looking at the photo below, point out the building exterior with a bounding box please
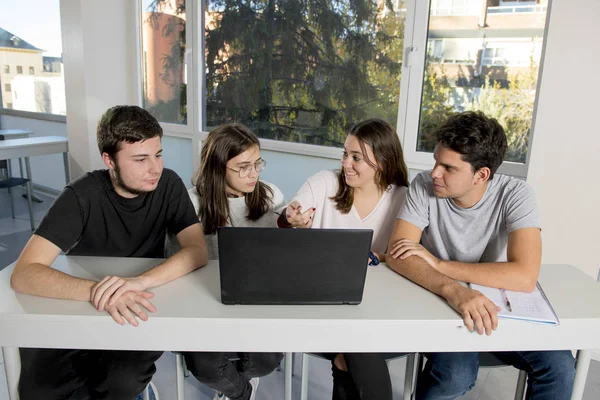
[0,27,44,109]
[0,27,65,114]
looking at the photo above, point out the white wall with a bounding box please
[60,0,139,179]
[526,0,600,278]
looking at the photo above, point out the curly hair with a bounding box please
[435,111,507,179]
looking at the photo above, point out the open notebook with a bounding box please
[470,282,559,325]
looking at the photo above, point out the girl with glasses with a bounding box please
[168,123,284,400]
[278,118,410,400]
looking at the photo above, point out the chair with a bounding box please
[174,352,294,400]
[0,135,35,230]
[416,352,527,400]
[300,352,419,400]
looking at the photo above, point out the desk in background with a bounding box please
[1,257,599,400]
[0,136,70,215]
[0,129,32,178]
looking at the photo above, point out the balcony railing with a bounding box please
[487,5,547,14]
[431,5,547,17]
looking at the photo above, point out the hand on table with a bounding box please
[91,275,149,311]
[446,286,500,336]
[104,291,156,326]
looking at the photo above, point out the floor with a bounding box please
[1,189,600,399]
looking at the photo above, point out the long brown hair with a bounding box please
[195,123,274,235]
[331,118,409,213]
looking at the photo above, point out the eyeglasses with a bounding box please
[227,159,267,178]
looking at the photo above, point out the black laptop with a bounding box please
[217,227,373,305]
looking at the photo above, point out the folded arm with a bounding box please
[390,226,541,292]
[11,234,95,301]
[387,220,499,335]
[94,222,208,310]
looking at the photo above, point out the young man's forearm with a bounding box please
[137,245,208,288]
[436,260,538,292]
[387,255,461,298]
[11,263,95,301]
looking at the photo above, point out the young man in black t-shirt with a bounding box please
[11,105,207,400]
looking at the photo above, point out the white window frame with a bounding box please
[398,0,552,178]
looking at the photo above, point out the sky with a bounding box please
[0,0,63,57]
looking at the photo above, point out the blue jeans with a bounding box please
[416,351,575,400]
[183,352,283,400]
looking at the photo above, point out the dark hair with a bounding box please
[195,123,274,235]
[435,111,507,179]
[331,118,409,213]
[97,105,163,158]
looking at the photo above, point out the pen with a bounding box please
[501,289,513,312]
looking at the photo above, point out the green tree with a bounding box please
[467,64,538,163]
[204,0,405,146]
[417,63,455,152]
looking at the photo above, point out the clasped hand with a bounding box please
[91,275,156,326]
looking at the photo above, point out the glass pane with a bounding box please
[417,0,549,163]
[141,0,187,125]
[204,0,407,147]
[0,0,66,115]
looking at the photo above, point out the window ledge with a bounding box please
[195,131,342,160]
[0,108,66,123]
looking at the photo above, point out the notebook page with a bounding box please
[470,283,558,325]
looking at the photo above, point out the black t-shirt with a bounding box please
[35,168,199,258]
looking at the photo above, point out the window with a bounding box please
[401,0,550,175]
[0,1,66,115]
[140,0,189,126]
[137,0,548,176]
[203,0,407,147]
[4,84,11,93]
[3,65,9,74]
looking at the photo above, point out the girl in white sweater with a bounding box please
[279,118,410,400]
[181,123,284,400]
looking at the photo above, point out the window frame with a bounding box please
[133,0,551,177]
[397,0,553,178]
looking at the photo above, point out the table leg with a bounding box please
[284,352,293,400]
[2,347,20,400]
[18,158,24,179]
[22,157,42,203]
[571,349,591,400]
[25,177,35,231]
[63,152,70,185]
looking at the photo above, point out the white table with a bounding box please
[0,136,70,206]
[1,257,599,400]
[0,129,33,140]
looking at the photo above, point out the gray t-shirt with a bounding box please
[398,171,540,263]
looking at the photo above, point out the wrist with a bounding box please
[438,280,460,299]
[277,212,292,228]
[136,275,153,291]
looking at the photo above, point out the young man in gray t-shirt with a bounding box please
[387,111,575,399]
